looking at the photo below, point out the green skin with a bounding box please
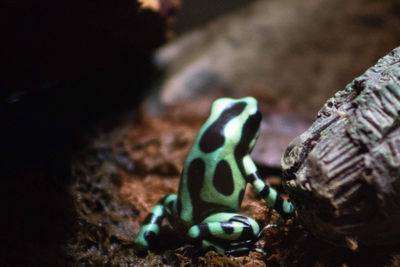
[134,97,295,254]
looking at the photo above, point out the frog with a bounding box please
[134,97,295,255]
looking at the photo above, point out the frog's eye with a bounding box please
[248,129,260,152]
[235,111,262,155]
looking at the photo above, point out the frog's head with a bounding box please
[198,97,261,155]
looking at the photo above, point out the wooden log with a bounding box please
[282,47,400,248]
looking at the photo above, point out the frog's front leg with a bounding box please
[243,155,295,220]
[187,212,260,255]
[134,194,177,252]
[248,171,294,220]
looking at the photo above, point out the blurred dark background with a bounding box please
[173,0,253,34]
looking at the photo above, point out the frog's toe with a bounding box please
[134,239,148,252]
[203,240,256,256]
[188,225,201,239]
[134,230,156,252]
[133,240,148,252]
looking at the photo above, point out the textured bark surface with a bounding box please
[282,47,400,248]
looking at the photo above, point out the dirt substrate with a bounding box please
[66,97,400,266]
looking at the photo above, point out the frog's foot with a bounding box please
[200,240,259,255]
[257,223,278,239]
[187,212,260,255]
[134,194,177,252]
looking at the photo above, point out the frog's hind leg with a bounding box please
[188,212,260,255]
[134,194,177,252]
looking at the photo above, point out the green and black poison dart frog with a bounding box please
[134,97,295,255]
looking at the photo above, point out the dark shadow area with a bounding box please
[0,57,157,266]
[0,0,168,265]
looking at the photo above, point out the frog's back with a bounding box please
[176,97,261,226]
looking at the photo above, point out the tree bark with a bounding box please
[283,47,400,248]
